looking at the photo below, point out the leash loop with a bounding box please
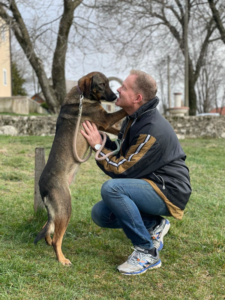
[73,92,122,163]
[73,94,92,163]
[95,133,122,161]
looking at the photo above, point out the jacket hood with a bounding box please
[129,96,159,119]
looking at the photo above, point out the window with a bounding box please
[3,69,7,85]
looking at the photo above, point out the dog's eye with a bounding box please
[100,83,105,87]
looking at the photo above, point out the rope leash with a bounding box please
[73,93,122,163]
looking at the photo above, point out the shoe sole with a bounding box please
[118,260,162,276]
[157,220,170,251]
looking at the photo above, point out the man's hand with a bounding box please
[80,121,103,149]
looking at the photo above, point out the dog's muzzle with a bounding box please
[106,92,117,102]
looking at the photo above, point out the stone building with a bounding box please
[0,18,11,97]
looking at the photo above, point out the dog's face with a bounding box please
[78,72,117,102]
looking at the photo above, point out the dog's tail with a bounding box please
[34,196,55,245]
[34,219,54,244]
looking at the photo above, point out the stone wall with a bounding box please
[0,114,225,138]
[0,96,48,115]
[0,115,56,136]
[165,115,225,139]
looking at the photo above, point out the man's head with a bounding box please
[129,70,157,102]
[116,70,157,115]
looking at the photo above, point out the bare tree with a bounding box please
[0,0,88,112]
[93,0,223,115]
[196,43,225,113]
[208,0,225,44]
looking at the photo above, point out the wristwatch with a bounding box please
[94,144,102,151]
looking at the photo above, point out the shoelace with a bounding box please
[127,248,150,266]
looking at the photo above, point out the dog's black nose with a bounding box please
[110,92,117,102]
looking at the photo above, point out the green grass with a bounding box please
[0,136,224,299]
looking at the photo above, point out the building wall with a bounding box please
[0,19,11,97]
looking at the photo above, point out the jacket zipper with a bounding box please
[153,173,166,190]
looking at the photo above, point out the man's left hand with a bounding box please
[80,121,103,149]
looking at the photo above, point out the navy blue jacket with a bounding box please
[96,97,191,219]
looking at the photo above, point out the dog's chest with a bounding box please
[67,164,80,186]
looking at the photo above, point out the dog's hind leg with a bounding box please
[42,222,53,246]
[50,188,72,266]
[52,218,72,265]
[45,234,52,246]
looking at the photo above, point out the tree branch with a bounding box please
[208,0,225,43]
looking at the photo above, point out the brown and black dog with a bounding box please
[34,72,127,265]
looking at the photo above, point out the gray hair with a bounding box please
[130,70,157,102]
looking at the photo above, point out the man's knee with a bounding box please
[101,179,120,199]
[91,202,102,227]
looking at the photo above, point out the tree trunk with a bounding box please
[188,78,197,115]
[188,60,198,116]
[52,0,82,106]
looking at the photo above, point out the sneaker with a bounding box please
[117,246,161,275]
[148,218,170,251]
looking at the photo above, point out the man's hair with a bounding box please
[130,70,157,102]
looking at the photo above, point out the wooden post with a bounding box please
[34,147,46,212]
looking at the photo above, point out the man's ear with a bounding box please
[134,94,143,104]
[78,76,92,98]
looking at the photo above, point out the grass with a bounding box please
[0,136,224,300]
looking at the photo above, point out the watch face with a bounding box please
[95,144,101,151]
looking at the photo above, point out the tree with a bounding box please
[196,45,225,114]
[0,0,84,112]
[208,0,225,44]
[11,61,27,95]
[95,0,224,115]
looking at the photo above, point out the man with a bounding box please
[81,70,191,275]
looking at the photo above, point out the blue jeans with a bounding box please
[91,179,171,250]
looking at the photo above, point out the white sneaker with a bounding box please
[117,246,161,275]
[148,218,170,251]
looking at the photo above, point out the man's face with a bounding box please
[116,75,138,109]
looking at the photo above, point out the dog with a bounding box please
[34,72,127,265]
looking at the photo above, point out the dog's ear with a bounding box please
[78,76,92,98]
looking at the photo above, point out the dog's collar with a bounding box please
[77,85,83,95]
[82,99,97,104]
[77,85,99,104]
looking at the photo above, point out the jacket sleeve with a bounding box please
[96,133,163,179]
[104,135,118,151]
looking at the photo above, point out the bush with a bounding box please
[41,102,49,109]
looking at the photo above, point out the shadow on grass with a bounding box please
[6,209,49,244]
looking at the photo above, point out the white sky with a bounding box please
[9,0,225,110]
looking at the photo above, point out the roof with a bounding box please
[210,107,225,115]
[31,93,45,103]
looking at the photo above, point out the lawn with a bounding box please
[0,136,224,300]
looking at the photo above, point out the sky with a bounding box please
[9,0,225,112]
